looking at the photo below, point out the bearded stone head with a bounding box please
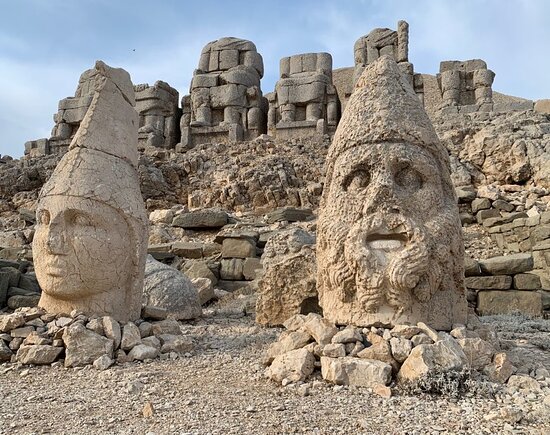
[317,56,467,330]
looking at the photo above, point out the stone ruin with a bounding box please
[24,20,547,160]
[25,67,97,157]
[353,21,424,104]
[135,81,180,149]
[178,37,267,150]
[33,61,149,323]
[437,59,495,113]
[266,52,339,139]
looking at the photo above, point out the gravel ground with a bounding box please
[1,313,549,435]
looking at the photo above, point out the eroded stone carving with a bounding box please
[266,52,339,138]
[437,59,495,113]
[135,81,180,149]
[33,61,148,322]
[353,21,423,102]
[317,56,467,330]
[178,37,267,150]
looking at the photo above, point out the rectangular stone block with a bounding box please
[191,74,218,89]
[208,50,219,71]
[478,253,533,275]
[60,106,89,124]
[220,258,244,280]
[243,258,262,280]
[465,276,512,290]
[477,291,542,317]
[221,238,256,259]
[210,84,246,108]
[170,242,203,259]
[513,273,541,290]
[289,55,302,75]
[219,49,239,70]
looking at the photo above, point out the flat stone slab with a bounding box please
[265,207,313,224]
[477,290,542,316]
[172,209,228,229]
[465,276,512,290]
[478,253,533,275]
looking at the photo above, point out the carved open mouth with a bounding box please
[365,232,408,251]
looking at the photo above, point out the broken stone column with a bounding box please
[317,56,467,330]
[437,59,495,113]
[177,37,267,151]
[135,81,180,149]
[266,52,339,139]
[32,61,148,323]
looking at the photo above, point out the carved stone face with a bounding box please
[34,195,132,301]
[317,142,464,327]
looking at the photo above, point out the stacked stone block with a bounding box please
[266,52,339,139]
[178,37,268,151]
[135,81,180,149]
[465,254,543,317]
[352,21,424,103]
[0,259,41,310]
[437,59,495,113]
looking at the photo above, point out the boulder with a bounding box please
[158,334,194,354]
[483,352,515,383]
[0,340,13,362]
[303,313,338,345]
[256,228,318,326]
[63,323,114,367]
[143,255,202,320]
[398,338,468,383]
[266,348,316,383]
[0,313,26,332]
[321,357,392,387]
[191,278,215,305]
[457,338,495,369]
[16,344,63,365]
[102,316,121,349]
[264,330,312,364]
[128,344,159,361]
[121,322,141,351]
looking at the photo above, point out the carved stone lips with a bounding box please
[44,258,67,277]
[365,226,408,251]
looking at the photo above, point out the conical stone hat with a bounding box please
[326,55,450,181]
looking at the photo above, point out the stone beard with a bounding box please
[317,141,465,328]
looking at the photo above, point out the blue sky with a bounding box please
[1,0,549,157]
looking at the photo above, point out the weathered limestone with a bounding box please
[179,37,267,150]
[135,81,180,149]
[33,61,148,323]
[437,59,495,112]
[266,52,339,138]
[256,228,319,326]
[317,56,467,330]
[352,21,423,104]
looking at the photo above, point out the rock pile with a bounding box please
[0,259,41,310]
[0,307,194,368]
[264,313,518,392]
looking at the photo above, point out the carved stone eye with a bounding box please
[344,168,371,192]
[72,212,93,227]
[395,165,423,190]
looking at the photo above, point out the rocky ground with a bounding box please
[1,307,549,435]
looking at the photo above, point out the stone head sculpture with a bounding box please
[33,61,148,322]
[317,56,467,330]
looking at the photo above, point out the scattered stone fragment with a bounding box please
[398,338,468,383]
[321,357,392,387]
[93,354,114,371]
[266,348,316,383]
[121,323,141,351]
[129,344,159,361]
[303,314,338,345]
[389,337,413,363]
[63,323,114,368]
